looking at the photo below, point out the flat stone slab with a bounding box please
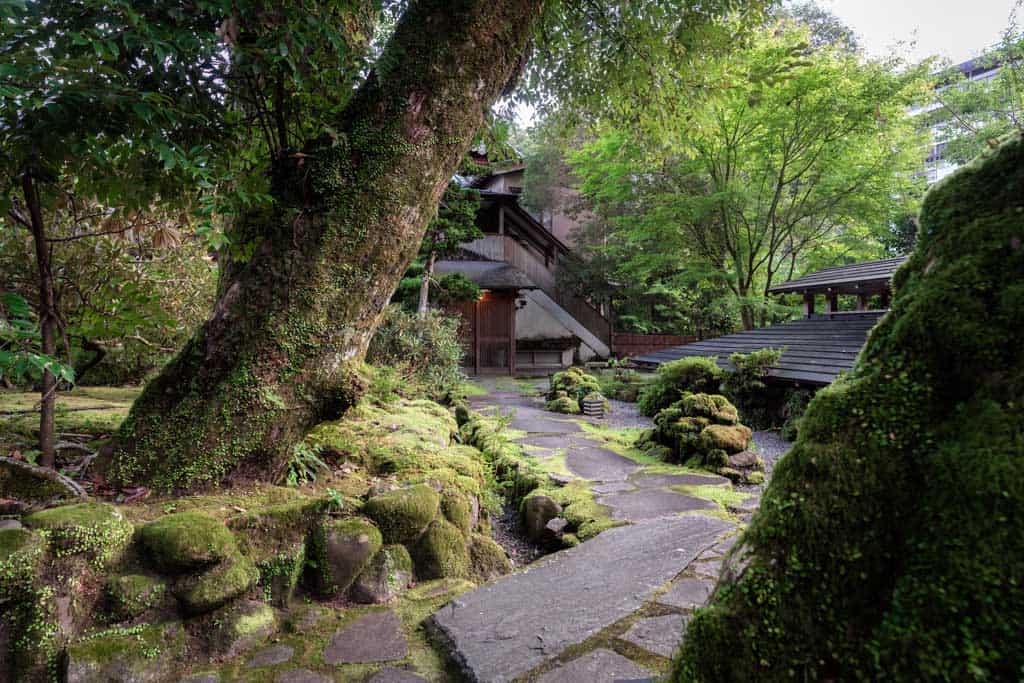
[566,446,640,482]
[657,578,714,610]
[619,614,689,659]
[728,494,761,515]
[591,481,636,495]
[537,649,652,683]
[598,489,717,521]
[277,670,332,683]
[324,610,407,665]
[511,411,583,435]
[690,557,722,579]
[630,472,730,488]
[712,534,739,556]
[247,645,294,668]
[367,667,430,682]
[428,514,730,682]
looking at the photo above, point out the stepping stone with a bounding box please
[657,578,714,609]
[324,610,408,665]
[368,667,430,682]
[630,472,730,488]
[515,435,576,449]
[565,446,639,482]
[690,558,722,579]
[428,514,731,682]
[619,614,689,659]
[247,644,294,668]
[728,494,761,515]
[277,670,332,683]
[712,535,739,556]
[511,412,582,435]
[599,489,716,521]
[591,481,636,495]
[537,649,652,683]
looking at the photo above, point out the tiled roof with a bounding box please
[769,257,907,295]
[631,312,885,385]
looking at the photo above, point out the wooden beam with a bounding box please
[857,293,870,311]
[509,292,517,376]
[803,292,815,317]
[825,290,839,314]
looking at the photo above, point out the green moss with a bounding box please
[440,487,473,535]
[23,502,133,568]
[310,516,383,597]
[361,484,440,544]
[547,367,602,403]
[66,622,185,680]
[675,133,1024,680]
[698,423,752,454]
[104,574,166,622]
[638,356,724,417]
[139,511,238,573]
[528,482,621,541]
[468,533,510,582]
[351,544,414,603]
[545,395,581,414]
[208,599,277,658]
[413,519,469,580]
[0,457,83,505]
[172,552,259,615]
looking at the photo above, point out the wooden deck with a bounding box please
[631,312,886,385]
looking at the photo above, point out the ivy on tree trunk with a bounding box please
[106,0,544,492]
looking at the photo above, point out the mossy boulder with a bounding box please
[229,498,323,606]
[361,483,440,544]
[679,393,738,425]
[350,544,414,604]
[208,599,277,658]
[521,493,563,543]
[638,356,724,416]
[140,512,238,573]
[545,395,581,414]
[674,135,1024,680]
[0,456,85,511]
[413,519,470,580]
[440,487,474,535]
[23,501,132,566]
[65,621,186,683]
[698,423,752,454]
[468,534,510,582]
[547,367,602,403]
[104,574,167,622]
[311,516,382,597]
[172,553,259,615]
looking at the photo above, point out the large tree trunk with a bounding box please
[22,173,57,469]
[106,0,543,492]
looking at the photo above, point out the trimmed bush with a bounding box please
[674,134,1024,680]
[721,348,783,429]
[638,357,723,417]
[547,366,602,403]
[648,393,751,468]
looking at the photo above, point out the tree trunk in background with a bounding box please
[417,251,436,318]
[107,0,544,492]
[22,173,57,469]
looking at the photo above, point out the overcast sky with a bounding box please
[823,0,1019,63]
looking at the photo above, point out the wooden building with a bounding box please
[435,190,612,375]
[632,257,907,386]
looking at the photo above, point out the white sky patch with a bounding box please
[822,0,1018,63]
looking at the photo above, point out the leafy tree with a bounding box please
[416,182,482,317]
[925,9,1024,167]
[569,21,928,330]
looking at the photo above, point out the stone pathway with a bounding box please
[430,383,750,681]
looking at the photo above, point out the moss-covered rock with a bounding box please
[311,516,382,597]
[229,498,323,606]
[530,482,619,542]
[544,395,581,414]
[0,456,85,511]
[172,552,259,615]
[468,534,510,582]
[698,423,752,454]
[521,493,562,543]
[0,527,45,599]
[547,367,602,403]
[104,574,167,622]
[679,393,738,425]
[440,487,474,535]
[361,483,440,544]
[140,512,238,573]
[65,621,186,683]
[638,356,724,416]
[674,134,1024,680]
[23,501,132,567]
[208,598,277,658]
[413,519,469,580]
[350,544,414,604]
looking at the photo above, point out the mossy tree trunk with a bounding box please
[108,0,544,492]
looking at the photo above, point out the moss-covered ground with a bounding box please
[1,386,141,453]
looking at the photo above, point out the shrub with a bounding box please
[367,305,463,399]
[646,392,751,469]
[721,348,783,429]
[780,388,814,441]
[545,394,581,414]
[547,366,601,402]
[637,357,723,416]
